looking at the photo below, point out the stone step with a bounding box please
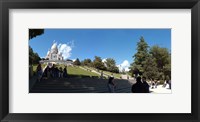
[30,77,133,93]
[31,86,131,93]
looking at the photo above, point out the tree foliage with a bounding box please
[150,46,171,79]
[105,58,119,73]
[82,58,92,67]
[150,46,170,69]
[142,55,159,80]
[163,54,171,79]
[29,46,41,65]
[130,36,149,76]
[73,58,81,66]
[29,29,44,40]
[29,29,44,65]
[129,37,171,80]
[93,56,106,70]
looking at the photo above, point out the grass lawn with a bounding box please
[67,66,100,77]
[33,64,100,77]
[32,64,46,73]
[100,70,122,79]
[83,66,122,79]
[31,63,124,78]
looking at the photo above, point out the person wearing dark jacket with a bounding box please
[142,77,150,93]
[107,75,116,93]
[63,66,67,78]
[132,76,145,93]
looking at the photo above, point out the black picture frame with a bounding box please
[0,0,199,122]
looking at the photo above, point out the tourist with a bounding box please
[162,80,167,87]
[101,71,103,79]
[36,63,43,82]
[156,80,160,88]
[43,66,50,79]
[42,67,47,78]
[168,80,171,89]
[49,66,53,78]
[107,75,116,93]
[155,80,158,88]
[55,67,59,78]
[151,79,155,89]
[142,77,150,93]
[63,66,67,78]
[51,64,55,78]
[59,67,63,78]
[46,66,51,79]
[131,76,145,93]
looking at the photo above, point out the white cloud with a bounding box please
[102,58,107,63]
[117,60,130,72]
[58,44,72,59]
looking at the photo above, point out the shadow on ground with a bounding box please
[29,76,132,93]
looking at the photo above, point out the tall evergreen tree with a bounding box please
[130,36,149,76]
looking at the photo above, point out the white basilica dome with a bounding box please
[51,43,58,54]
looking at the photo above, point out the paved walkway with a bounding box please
[150,85,172,93]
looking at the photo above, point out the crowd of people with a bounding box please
[36,63,68,82]
[131,76,150,93]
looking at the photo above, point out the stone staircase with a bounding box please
[30,77,133,93]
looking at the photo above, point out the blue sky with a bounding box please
[29,29,171,69]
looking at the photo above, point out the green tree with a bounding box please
[73,58,81,66]
[29,46,34,65]
[143,55,159,80]
[150,46,170,69]
[29,29,44,40]
[29,46,41,65]
[29,29,44,66]
[129,36,149,76]
[129,37,171,81]
[163,54,171,80]
[82,58,92,67]
[105,58,119,73]
[112,67,119,73]
[93,56,106,70]
[150,46,171,80]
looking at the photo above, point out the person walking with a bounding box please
[59,67,63,78]
[107,75,116,93]
[36,63,43,82]
[63,66,68,78]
